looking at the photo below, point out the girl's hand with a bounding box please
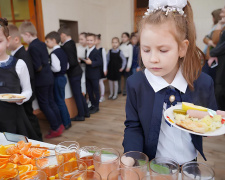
[208,57,218,67]
[85,58,92,65]
[104,71,107,76]
[119,68,123,72]
[7,99,23,103]
[208,40,216,47]
[126,68,130,72]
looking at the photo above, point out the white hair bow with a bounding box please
[144,0,187,17]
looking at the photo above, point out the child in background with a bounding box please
[45,31,71,130]
[77,32,88,95]
[58,27,89,121]
[84,33,102,114]
[0,18,39,140]
[95,34,107,102]
[119,32,133,96]
[8,24,42,141]
[130,33,140,74]
[19,21,64,139]
[107,37,126,100]
[123,0,217,165]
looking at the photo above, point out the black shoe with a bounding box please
[65,123,72,130]
[122,92,127,96]
[71,116,85,121]
[85,112,90,118]
[88,106,94,111]
[89,107,99,114]
[118,90,122,94]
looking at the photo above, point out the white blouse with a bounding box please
[119,42,133,69]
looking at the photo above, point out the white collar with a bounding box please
[62,38,72,46]
[144,67,187,93]
[87,46,95,52]
[53,45,60,51]
[11,45,23,56]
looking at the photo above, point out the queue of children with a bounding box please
[0,16,140,140]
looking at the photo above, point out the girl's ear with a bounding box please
[179,39,189,58]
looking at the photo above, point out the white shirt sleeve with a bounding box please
[16,59,32,104]
[102,48,107,72]
[126,44,133,69]
[51,53,61,72]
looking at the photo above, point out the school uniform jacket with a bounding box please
[123,71,217,161]
[85,48,103,80]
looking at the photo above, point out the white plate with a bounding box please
[164,104,225,136]
[0,93,25,102]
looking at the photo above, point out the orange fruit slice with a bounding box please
[5,162,18,169]
[9,154,19,164]
[19,154,31,165]
[18,164,32,175]
[0,158,8,169]
[0,168,18,179]
[17,141,25,149]
[0,144,15,157]
[87,165,95,170]
[20,170,38,180]
[31,148,43,158]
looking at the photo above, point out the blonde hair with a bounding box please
[139,1,203,90]
[8,24,20,38]
[19,21,37,36]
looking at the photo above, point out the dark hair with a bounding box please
[58,26,71,36]
[112,37,120,43]
[45,31,61,44]
[96,34,101,40]
[139,1,203,90]
[0,18,9,37]
[86,33,96,38]
[212,9,222,25]
[80,32,87,38]
[122,32,130,38]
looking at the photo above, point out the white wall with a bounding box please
[190,0,224,50]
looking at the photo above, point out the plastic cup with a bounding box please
[70,170,102,180]
[107,168,140,180]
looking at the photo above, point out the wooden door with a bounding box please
[134,0,148,32]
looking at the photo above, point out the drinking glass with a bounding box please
[181,162,215,180]
[57,159,87,180]
[93,148,120,180]
[36,155,64,178]
[149,157,179,180]
[70,170,102,180]
[120,151,149,179]
[55,141,80,162]
[107,168,140,180]
[19,170,47,180]
[141,175,169,180]
[77,146,100,170]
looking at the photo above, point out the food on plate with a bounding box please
[0,94,25,99]
[172,102,223,133]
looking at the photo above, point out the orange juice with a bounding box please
[61,151,77,162]
[80,155,94,168]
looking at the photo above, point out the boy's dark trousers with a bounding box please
[86,77,100,108]
[69,74,89,117]
[35,85,63,130]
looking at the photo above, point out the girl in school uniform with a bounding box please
[123,0,218,165]
[119,32,133,96]
[0,18,39,140]
[107,37,126,100]
[95,34,107,102]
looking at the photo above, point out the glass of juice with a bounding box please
[70,170,102,180]
[36,155,64,179]
[149,157,179,180]
[141,175,169,180]
[57,159,87,180]
[93,148,120,180]
[107,168,140,180]
[19,170,47,180]
[55,141,80,163]
[181,162,215,180]
[120,151,149,179]
[77,146,100,170]
[0,168,19,180]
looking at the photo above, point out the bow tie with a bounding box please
[164,87,182,109]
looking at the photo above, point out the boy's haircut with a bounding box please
[80,32,87,38]
[112,37,120,43]
[58,26,71,36]
[19,21,37,36]
[0,18,9,37]
[8,24,20,38]
[139,1,203,90]
[45,31,61,44]
[87,33,96,38]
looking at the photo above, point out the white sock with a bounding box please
[108,80,113,96]
[113,81,118,97]
[99,78,105,96]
